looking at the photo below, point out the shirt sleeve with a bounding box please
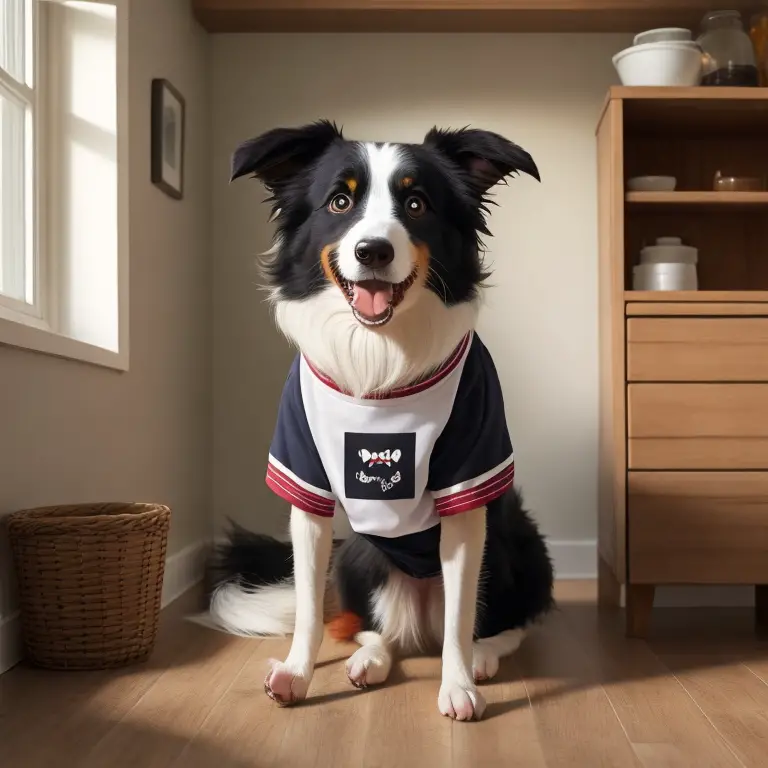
[427,337,514,517]
[265,358,336,517]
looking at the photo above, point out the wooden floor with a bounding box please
[3,582,768,768]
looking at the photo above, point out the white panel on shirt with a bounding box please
[299,343,472,539]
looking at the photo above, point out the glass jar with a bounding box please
[698,10,760,86]
[750,5,768,85]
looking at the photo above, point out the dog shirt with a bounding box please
[265,332,515,578]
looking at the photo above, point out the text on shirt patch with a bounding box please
[359,448,401,467]
[344,432,416,501]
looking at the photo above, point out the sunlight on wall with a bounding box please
[48,0,118,350]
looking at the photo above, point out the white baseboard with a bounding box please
[0,611,22,676]
[160,540,210,607]
[0,539,209,676]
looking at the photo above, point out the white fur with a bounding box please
[438,506,488,720]
[372,569,436,655]
[205,580,296,637]
[273,286,478,398]
[335,143,413,285]
[346,631,393,688]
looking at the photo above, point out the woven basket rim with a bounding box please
[7,502,170,526]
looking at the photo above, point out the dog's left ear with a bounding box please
[424,127,540,196]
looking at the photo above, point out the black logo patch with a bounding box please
[344,432,416,500]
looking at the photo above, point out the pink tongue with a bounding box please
[352,281,393,318]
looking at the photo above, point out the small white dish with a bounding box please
[628,176,677,192]
[640,237,698,265]
[613,41,703,86]
[633,27,693,46]
[633,262,698,291]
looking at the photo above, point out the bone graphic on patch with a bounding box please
[358,448,402,467]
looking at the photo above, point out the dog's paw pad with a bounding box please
[345,645,392,689]
[472,643,500,683]
[264,659,309,706]
[438,682,486,721]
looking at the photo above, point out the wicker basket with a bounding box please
[7,502,171,670]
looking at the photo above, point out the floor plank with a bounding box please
[78,625,257,767]
[562,603,745,768]
[662,654,768,768]
[5,582,768,768]
[516,610,642,768]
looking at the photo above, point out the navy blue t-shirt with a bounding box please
[265,333,514,577]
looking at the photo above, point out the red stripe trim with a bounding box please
[305,333,471,400]
[265,465,335,517]
[436,464,515,517]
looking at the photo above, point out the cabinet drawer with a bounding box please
[627,317,768,382]
[628,383,768,469]
[628,471,768,584]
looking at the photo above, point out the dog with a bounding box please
[206,121,555,721]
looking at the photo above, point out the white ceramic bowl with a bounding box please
[640,237,698,265]
[628,176,677,192]
[613,41,703,86]
[633,262,698,291]
[633,27,693,46]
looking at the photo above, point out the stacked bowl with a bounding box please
[632,237,698,291]
[613,28,704,86]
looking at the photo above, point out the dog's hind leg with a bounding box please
[346,631,393,688]
[472,629,526,682]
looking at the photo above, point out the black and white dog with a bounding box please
[207,121,554,721]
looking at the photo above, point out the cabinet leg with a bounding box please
[598,556,621,610]
[626,584,655,638]
[756,585,768,638]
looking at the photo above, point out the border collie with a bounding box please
[206,121,554,721]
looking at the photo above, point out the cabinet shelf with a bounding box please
[625,291,768,303]
[626,191,768,209]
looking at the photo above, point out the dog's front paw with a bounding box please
[438,681,486,721]
[264,659,312,706]
[345,642,392,689]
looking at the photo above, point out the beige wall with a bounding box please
[0,0,211,638]
[211,33,630,573]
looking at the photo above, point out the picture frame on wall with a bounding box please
[151,78,185,200]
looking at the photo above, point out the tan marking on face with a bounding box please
[401,177,414,188]
[346,178,358,194]
[414,242,430,286]
[320,244,340,286]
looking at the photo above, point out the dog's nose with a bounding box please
[354,238,394,269]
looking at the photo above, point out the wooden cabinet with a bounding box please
[597,87,768,637]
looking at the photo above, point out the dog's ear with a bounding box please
[423,127,539,196]
[230,120,343,186]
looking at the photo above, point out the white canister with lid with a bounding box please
[633,262,698,291]
[640,236,698,265]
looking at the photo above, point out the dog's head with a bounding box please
[232,121,538,325]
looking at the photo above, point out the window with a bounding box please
[0,0,35,311]
[0,0,127,369]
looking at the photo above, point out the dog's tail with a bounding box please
[198,522,355,638]
[198,523,299,636]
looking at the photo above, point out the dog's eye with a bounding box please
[329,193,353,214]
[405,195,427,219]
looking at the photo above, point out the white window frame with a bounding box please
[0,0,129,371]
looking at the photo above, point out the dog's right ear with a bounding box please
[230,120,343,187]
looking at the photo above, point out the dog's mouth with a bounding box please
[333,268,417,327]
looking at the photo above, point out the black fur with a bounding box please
[230,122,539,305]
[205,521,293,595]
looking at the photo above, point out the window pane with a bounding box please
[0,89,28,302]
[0,0,29,85]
